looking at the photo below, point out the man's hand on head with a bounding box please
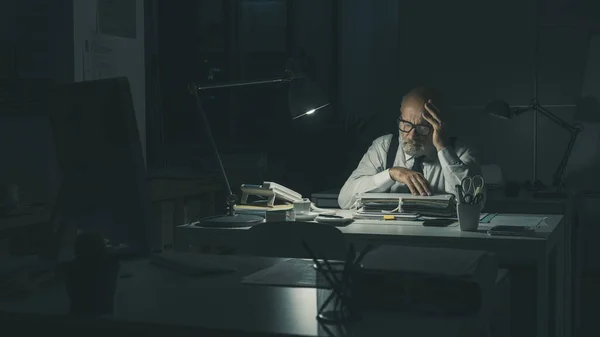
[422,99,447,152]
[389,167,432,196]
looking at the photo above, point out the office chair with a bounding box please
[240,221,347,260]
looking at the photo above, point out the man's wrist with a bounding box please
[388,167,396,181]
[437,146,461,166]
[374,169,396,188]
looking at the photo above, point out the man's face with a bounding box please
[399,98,433,156]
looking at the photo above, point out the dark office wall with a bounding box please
[0,0,71,204]
[570,34,600,272]
[339,0,596,186]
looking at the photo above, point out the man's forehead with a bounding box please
[400,103,424,117]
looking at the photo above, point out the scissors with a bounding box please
[460,175,485,204]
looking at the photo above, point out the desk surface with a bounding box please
[182,210,562,235]
[177,210,565,261]
[0,254,497,337]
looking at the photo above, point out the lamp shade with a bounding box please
[485,100,513,119]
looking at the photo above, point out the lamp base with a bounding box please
[198,213,264,228]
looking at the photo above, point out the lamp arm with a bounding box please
[551,127,582,190]
[190,89,237,215]
[529,102,583,191]
[190,72,300,91]
[187,71,303,215]
[532,103,579,133]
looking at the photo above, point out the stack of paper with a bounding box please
[353,211,419,221]
[358,193,456,217]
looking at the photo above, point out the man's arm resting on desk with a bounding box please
[338,139,397,209]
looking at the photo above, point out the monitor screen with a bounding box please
[48,77,153,254]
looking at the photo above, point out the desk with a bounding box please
[0,206,52,232]
[0,206,53,258]
[484,190,568,214]
[1,177,223,257]
[176,212,565,337]
[0,254,508,337]
[147,175,222,251]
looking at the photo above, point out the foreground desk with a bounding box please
[0,254,507,337]
[176,212,565,337]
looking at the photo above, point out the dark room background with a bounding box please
[145,0,600,197]
[1,0,599,222]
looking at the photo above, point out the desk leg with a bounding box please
[564,215,572,337]
[556,238,566,337]
[537,256,549,337]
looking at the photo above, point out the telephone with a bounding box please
[240,182,335,215]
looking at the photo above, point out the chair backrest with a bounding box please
[240,222,347,260]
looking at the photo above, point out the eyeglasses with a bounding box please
[397,118,432,136]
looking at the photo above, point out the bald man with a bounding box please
[338,87,482,209]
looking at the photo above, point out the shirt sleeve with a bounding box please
[437,145,486,209]
[338,139,396,209]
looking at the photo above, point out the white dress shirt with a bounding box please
[338,133,482,209]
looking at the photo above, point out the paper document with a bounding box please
[354,211,419,221]
[359,193,456,217]
[89,34,118,80]
[361,246,498,286]
[359,193,454,201]
[491,214,547,228]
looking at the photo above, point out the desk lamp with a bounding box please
[485,99,583,198]
[189,70,328,228]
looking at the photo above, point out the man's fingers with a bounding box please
[411,175,430,196]
[416,175,432,195]
[421,112,439,129]
[405,180,418,195]
[424,102,443,125]
[409,176,426,196]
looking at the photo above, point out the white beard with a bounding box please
[402,139,426,157]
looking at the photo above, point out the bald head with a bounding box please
[401,87,443,115]
[399,86,444,156]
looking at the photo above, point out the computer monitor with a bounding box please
[48,77,153,254]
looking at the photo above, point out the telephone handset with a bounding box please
[240,182,335,214]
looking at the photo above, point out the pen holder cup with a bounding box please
[457,203,481,231]
[314,261,362,324]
